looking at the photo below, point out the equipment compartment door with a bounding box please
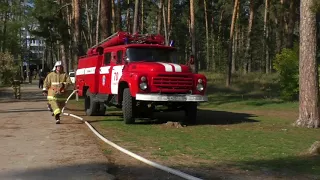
[111,65,124,94]
[99,52,112,94]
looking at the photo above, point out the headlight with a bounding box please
[196,84,204,91]
[139,82,148,90]
[198,79,203,83]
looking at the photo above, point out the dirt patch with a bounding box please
[163,121,186,128]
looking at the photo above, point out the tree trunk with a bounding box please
[162,4,168,45]
[96,0,101,44]
[244,0,254,74]
[217,10,224,69]
[264,0,270,74]
[204,0,209,71]
[285,0,297,48]
[141,0,144,33]
[133,0,139,34]
[190,0,197,73]
[72,0,82,66]
[210,1,215,71]
[157,0,164,34]
[167,0,172,42]
[59,43,68,73]
[226,0,239,86]
[232,7,240,74]
[276,0,285,53]
[65,4,73,71]
[85,0,92,46]
[111,0,116,33]
[116,0,122,31]
[100,0,112,39]
[126,0,131,33]
[295,0,320,128]
[1,1,8,53]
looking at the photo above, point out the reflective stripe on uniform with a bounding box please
[54,108,61,115]
[51,82,68,85]
[47,96,67,101]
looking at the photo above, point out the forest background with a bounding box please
[0,0,320,128]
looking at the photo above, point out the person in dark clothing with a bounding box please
[38,69,46,89]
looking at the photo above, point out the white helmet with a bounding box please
[52,61,63,71]
[54,61,62,67]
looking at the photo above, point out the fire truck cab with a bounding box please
[75,31,208,124]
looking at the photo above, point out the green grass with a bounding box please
[200,93,298,110]
[72,72,319,177]
[95,112,319,175]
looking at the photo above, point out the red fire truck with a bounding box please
[75,31,208,124]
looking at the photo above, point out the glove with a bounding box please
[59,84,65,93]
[42,90,48,96]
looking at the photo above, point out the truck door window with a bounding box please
[104,52,111,65]
[117,50,123,64]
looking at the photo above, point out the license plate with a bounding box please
[159,95,187,101]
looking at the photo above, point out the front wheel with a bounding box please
[184,102,198,124]
[122,88,135,124]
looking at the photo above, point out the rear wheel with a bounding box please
[85,91,103,116]
[122,88,135,124]
[184,102,197,124]
[97,102,106,116]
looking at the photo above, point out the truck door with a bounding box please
[99,52,112,94]
[110,50,124,95]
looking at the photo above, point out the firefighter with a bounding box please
[42,61,73,124]
[11,70,23,99]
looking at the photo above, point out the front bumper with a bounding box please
[135,93,208,102]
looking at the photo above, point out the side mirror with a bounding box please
[124,56,130,64]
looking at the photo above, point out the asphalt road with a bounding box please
[0,83,115,180]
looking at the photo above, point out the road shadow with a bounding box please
[0,108,48,114]
[0,88,47,103]
[0,162,113,180]
[0,161,225,180]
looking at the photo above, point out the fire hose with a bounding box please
[61,90,203,180]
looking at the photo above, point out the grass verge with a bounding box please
[67,73,319,178]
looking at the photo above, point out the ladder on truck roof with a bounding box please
[86,31,166,56]
[90,32,120,49]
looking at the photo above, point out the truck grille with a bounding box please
[152,74,193,92]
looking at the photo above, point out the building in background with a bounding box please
[20,26,47,81]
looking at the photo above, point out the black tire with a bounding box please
[184,102,198,124]
[85,91,99,116]
[122,88,135,124]
[97,102,106,116]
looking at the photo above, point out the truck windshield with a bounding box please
[126,48,176,63]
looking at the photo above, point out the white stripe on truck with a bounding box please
[157,62,173,72]
[100,66,111,74]
[75,63,183,75]
[85,67,96,74]
[169,63,182,72]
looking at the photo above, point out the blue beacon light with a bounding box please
[124,37,129,44]
[169,40,175,47]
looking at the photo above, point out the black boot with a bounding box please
[55,113,60,124]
